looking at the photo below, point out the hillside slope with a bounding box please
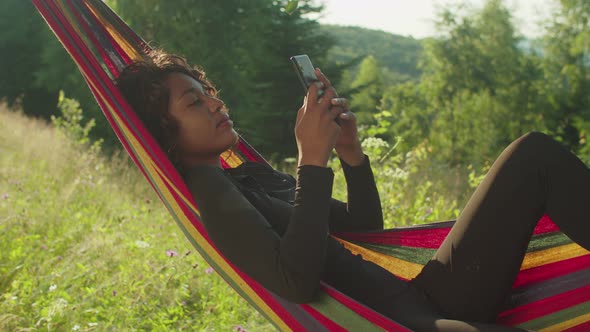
[321,24,424,79]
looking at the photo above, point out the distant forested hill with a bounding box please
[320,25,424,81]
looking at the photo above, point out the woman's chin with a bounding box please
[228,128,240,145]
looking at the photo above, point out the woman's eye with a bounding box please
[189,99,202,107]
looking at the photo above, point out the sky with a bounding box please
[316,0,556,39]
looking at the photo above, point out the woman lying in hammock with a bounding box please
[116,49,590,332]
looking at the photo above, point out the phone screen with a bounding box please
[290,55,319,93]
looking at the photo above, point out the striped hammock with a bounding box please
[32,1,590,330]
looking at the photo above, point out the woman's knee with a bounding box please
[494,131,558,168]
[510,131,557,156]
[517,131,553,146]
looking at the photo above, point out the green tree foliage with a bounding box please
[0,0,58,118]
[349,55,384,123]
[6,0,590,169]
[34,31,114,144]
[416,0,546,165]
[0,0,116,146]
[378,82,431,150]
[113,0,334,160]
[541,0,590,152]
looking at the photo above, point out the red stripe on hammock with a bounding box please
[300,304,347,332]
[321,285,412,331]
[512,253,590,289]
[496,283,590,326]
[220,158,230,169]
[237,139,268,164]
[337,215,557,249]
[336,222,452,249]
[533,214,561,234]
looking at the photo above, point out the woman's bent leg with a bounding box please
[411,131,590,323]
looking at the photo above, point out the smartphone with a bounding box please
[289,54,324,97]
[290,54,338,124]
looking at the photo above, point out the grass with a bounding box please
[0,103,468,331]
[0,106,272,331]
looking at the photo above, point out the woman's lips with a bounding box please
[217,119,233,128]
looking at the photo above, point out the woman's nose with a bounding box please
[206,96,225,113]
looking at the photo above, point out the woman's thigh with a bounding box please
[411,132,551,322]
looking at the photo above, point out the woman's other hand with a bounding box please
[295,76,345,168]
[316,69,365,166]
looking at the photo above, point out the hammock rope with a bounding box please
[32,1,590,331]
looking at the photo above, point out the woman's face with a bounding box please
[166,72,239,166]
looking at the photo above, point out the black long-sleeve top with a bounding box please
[184,155,408,306]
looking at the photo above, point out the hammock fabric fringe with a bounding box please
[32,1,590,331]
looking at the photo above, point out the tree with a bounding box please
[349,55,384,124]
[0,0,58,118]
[419,0,544,165]
[0,0,118,146]
[541,0,590,153]
[378,82,431,150]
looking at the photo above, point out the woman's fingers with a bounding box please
[330,97,348,108]
[305,81,324,108]
[329,105,347,121]
[330,98,353,120]
[339,110,356,123]
[319,86,338,107]
[315,68,334,91]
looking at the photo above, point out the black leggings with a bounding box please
[380,132,590,331]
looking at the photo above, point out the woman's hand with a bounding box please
[315,69,365,166]
[294,77,345,168]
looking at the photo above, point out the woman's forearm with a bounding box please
[329,154,384,232]
[336,140,365,167]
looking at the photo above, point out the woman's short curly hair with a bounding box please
[115,49,217,168]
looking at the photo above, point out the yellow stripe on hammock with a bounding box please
[86,3,146,62]
[521,243,590,270]
[85,77,291,332]
[334,237,424,280]
[336,235,590,281]
[539,311,590,332]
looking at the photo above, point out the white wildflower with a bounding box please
[135,240,150,248]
